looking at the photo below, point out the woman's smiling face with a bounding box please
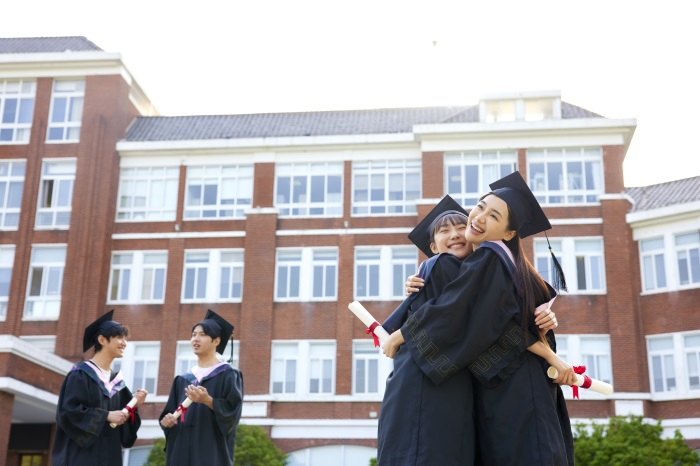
[466,194,517,246]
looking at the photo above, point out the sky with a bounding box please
[3,0,699,187]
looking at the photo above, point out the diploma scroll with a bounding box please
[348,301,391,346]
[109,396,138,428]
[172,397,193,420]
[547,366,613,396]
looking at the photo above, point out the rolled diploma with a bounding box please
[348,301,391,344]
[109,396,138,428]
[172,397,193,420]
[547,366,613,395]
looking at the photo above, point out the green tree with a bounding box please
[574,415,699,466]
[143,437,166,466]
[369,457,377,466]
[234,424,287,466]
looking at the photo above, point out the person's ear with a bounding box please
[213,336,221,349]
[97,334,109,346]
[429,242,439,254]
[503,229,517,241]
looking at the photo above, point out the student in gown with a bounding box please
[52,310,148,466]
[159,309,244,466]
[385,171,576,466]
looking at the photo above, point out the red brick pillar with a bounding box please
[0,391,15,466]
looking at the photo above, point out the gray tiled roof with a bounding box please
[626,176,700,211]
[124,102,602,142]
[0,36,102,54]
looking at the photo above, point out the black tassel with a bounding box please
[228,336,234,365]
[546,233,568,292]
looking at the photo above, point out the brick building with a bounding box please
[0,36,698,466]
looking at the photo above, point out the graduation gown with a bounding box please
[378,252,477,466]
[160,364,244,466]
[402,244,572,466]
[52,361,141,466]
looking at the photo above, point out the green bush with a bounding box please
[574,415,700,466]
[369,457,377,466]
[234,424,287,466]
[143,437,166,466]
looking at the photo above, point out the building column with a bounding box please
[0,391,15,466]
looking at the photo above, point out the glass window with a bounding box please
[524,98,554,121]
[352,160,420,215]
[574,239,606,292]
[35,160,76,229]
[534,238,605,294]
[640,237,667,291]
[535,240,563,286]
[181,249,244,302]
[685,334,700,391]
[528,148,604,205]
[648,336,676,393]
[175,341,199,376]
[108,251,167,304]
[276,248,338,301]
[183,251,209,301]
[24,246,66,320]
[355,249,381,299]
[354,246,417,301]
[184,165,253,219]
[0,80,35,143]
[116,166,179,221]
[444,151,516,208]
[275,163,342,217]
[312,250,337,299]
[46,80,84,142]
[112,342,160,395]
[308,342,335,394]
[0,160,25,229]
[580,337,612,384]
[675,232,700,287]
[353,341,380,394]
[271,342,298,394]
[484,100,516,123]
[276,250,302,300]
[0,246,14,321]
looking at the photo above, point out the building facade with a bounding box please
[0,36,698,466]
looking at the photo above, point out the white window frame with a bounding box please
[275,248,338,302]
[0,245,14,321]
[0,79,35,144]
[181,249,244,303]
[647,331,700,400]
[640,237,668,292]
[274,162,343,217]
[184,164,253,220]
[24,245,66,321]
[534,237,606,294]
[174,340,241,375]
[116,166,179,222]
[18,335,56,353]
[107,251,168,304]
[527,148,604,206]
[352,340,393,399]
[444,151,517,208]
[270,340,336,399]
[35,159,76,229]
[46,79,84,143]
[674,231,700,288]
[112,342,160,395]
[0,160,26,230]
[354,246,417,300]
[554,334,613,400]
[351,160,421,216]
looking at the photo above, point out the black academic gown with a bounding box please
[402,245,572,466]
[378,253,477,466]
[52,362,141,466]
[160,364,244,466]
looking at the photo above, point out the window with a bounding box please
[353,340,393,396]
[648,336,677,393]
[24,246,66,320]
[534,238,606,294]
[554,335,612,399]
[685,334,700,391]
[46,80,84,142]
[275,248,338,301]
[640,237,667,291]
[116,166,179,221]
[0,79,35,143]
[181,249,244,302]
[524,98,554,121]
[288,445,379,466]
[107,251,167,304]
[36,160,76,229]
[354,246,417,300]
[482,97,557,123]
[19,335,56,353]
[175,341,240,375]
[528,148,604,205]
[484,100,516,122]
[445,151,517,207]
[270,341,336,397]
[352,160,420,215]
[112,342,160,395]
[275,162,342,217]
[184,165,253,219]
[0,246,14,321]
[675,232,700,287]
[648,332,700,399]
[0,160,25,229]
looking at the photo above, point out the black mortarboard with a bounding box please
[83,310,121,352]
[196,309,235,355]
[408,195,469,257]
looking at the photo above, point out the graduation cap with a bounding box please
[489,171,568,291]
[196,309,235,355]
[83,310,121,352]
[408,195,469,257]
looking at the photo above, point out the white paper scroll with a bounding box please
[172,397,193,420]
[547,366,613,395]
[109,396,138,428]
[348,301,391,345]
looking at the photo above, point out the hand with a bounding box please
[548,354,577,386]
[133,388,148,407]
[534,306,557,331]
[405,274,424,296]
[185,385,212,405]
[160,413,178,428]
[382,330,405,359]
[107,410,128,426]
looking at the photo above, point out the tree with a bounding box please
[143,438,166,466]
[574,415,700,466]
[234,424,287,466]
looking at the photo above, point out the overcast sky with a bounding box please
[4,0,699,187]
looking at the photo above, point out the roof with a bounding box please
[124,102,603,142]
[0,36,102,54]
[626,176,700,211]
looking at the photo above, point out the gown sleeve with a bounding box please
[55,370,109,449]
[118,387,140,448]
[159,376,182,442]
[211,369,244,438]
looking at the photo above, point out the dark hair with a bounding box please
[191,321,221,342]
[94,324,129,352]
[429,212,469,245]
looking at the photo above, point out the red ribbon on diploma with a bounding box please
[572,365,593,399]
[125,405,137,424]
[366,322,380,347]
[178,403,189,422]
